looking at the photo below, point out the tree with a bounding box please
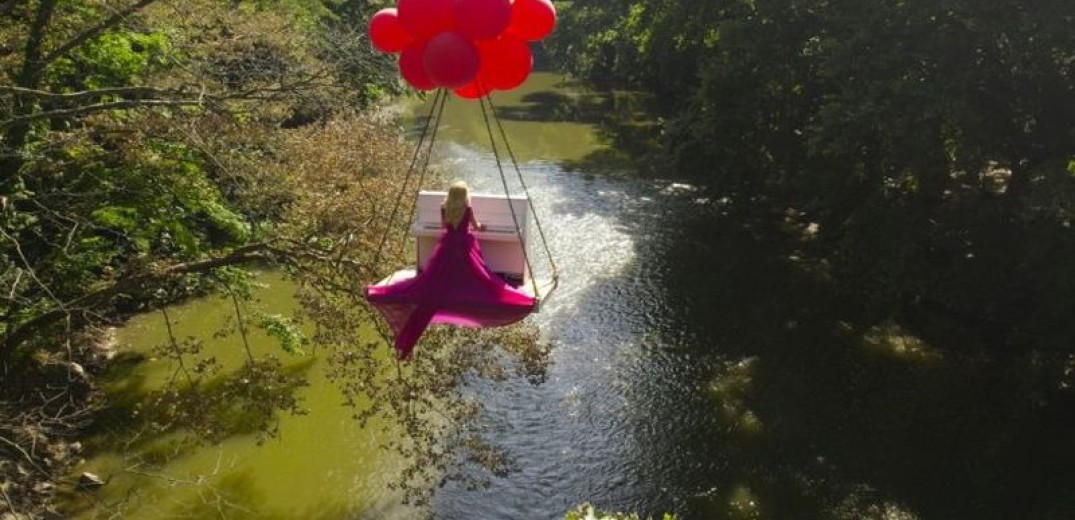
[551,0,1075,354]
[0,0,548,514]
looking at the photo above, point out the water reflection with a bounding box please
[416,73,664,175]
[67,72,1075,520]
[428,134,730,518]
[63,275,414,520]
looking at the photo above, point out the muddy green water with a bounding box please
[64,271,410,519]
[63,73,1075,520]
[64,73,629,520]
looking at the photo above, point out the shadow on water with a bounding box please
[88,354,315,445]
[500,82,667,177]
[432,162,1075,520]
[135,468,399,520]
[603,201,1075,519]
[64,353,317,517]
[413,76,667,177]
[425,70,1075,519]
[59,284,345,519]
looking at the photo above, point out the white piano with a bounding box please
[412,190,531,284]
[373,190,553,308]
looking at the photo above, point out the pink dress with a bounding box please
[365,207,536,359]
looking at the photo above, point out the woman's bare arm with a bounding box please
[470,210,485,231]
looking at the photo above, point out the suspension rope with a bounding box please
[370,90,446,353]
[477,94,541,298]
[370,88,557,314]
[485,95,559,289]
[396,90,450,258]
[371,88,445,275]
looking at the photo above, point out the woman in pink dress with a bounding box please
[365,181,536,359]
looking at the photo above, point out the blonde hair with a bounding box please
[443,180,470,228]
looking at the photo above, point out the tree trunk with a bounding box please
[1,0,57,195]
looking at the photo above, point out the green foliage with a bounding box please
[553,0,1075,356]
[2,2,550,516]
[49,30,172,89]
[549,0,724,97]
[564,503,677,520]
[255,312,307,355]
[0,0,399,358]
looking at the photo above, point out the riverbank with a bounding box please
[0,329,117,519]
[44,74,667,519]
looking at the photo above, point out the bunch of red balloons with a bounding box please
[368,0,555,99]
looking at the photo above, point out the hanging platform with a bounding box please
[370,190,556,311]
[363,91,560,359]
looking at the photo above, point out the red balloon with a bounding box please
[452,0,512,41]
[400,40,436,91]
[398,0,454,40]
[423,32,480,89]
[479,35,532,90]
[507,0,556,41]
[368,8,412,53]
[454,81,491,100]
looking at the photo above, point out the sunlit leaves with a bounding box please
[255,313,308,356]
[49,30,173,90]
[90,206,141,232]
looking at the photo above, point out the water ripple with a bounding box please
[434,142,722,520]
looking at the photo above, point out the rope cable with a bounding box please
[485,95,559,289]
[371,88,445,275]
[396,90,450,258]
[478,95,540,298]
[370,89,445,351]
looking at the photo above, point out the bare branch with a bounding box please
[160,307,194,386]
[0,78,337,127]
[0,226,63,308]
[0,433,50,478]
[0,84,187,102]
[0,480,18,516]
[1,242,274,352]
[221,281,255,365]
[0,98,209,128]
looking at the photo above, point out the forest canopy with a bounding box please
[549,0,1075,357]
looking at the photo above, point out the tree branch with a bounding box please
[0,98,209,127]
[0,79,336,127]
[0,84,187,102]
[16,0,55,88]
[0,433,50,478]
[1,242,274,352]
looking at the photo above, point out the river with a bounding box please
[61,73,1072,520]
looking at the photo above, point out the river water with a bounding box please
[63,73,1073,520]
